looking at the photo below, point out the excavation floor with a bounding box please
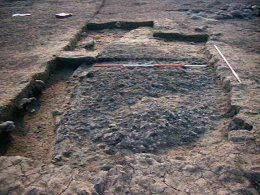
[0,65,257,194]
[56,66,226,157]
[1,0,259,194]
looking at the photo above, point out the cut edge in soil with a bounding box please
[1,66,77,163]
[86,21,154,30]
[153,31,209,43]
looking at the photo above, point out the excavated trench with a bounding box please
[1,21,257,194]
[2,22,219,162]
[2,21,228,166]
[4,68,75,163]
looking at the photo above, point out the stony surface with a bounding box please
[57,67,225,154]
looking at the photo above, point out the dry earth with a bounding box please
[0,0,259,194]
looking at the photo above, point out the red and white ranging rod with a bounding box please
[93,63,209,68]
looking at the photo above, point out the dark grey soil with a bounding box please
[58,67,226,154]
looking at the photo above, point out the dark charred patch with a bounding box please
[229,117,253,131]
[86,21,154,30]
[0,132,11,154]
[224,105,241,117]
[55,55,96,70]
[153,31,209,43]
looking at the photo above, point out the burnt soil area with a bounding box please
[58,67,226,154]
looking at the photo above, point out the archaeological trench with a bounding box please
[0,0,259,194]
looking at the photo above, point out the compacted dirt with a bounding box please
[0,0,259,194]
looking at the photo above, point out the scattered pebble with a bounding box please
[194,26,208,32]
[52,109,62,117]
[19,97,36,109]
[53,154,62,162]
[0,121,15,133]
[101,164,113,171]
[86,71,95,78]
[34,80,45,91]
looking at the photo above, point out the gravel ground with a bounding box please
[58,67,226,154]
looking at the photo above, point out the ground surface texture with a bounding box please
[0,0,259,194]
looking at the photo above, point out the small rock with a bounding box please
[53,154,62,162]
[30,109,36,113]
[19,97,36,109]
[63,150,72,158]
[115,21,122,28]
[101,164,113,171]
[108,123,117,128]
[190,14,202,20]
[83,38,95,50]
[34,80,45,91]
[103,132,125,145]
[20,78,29,84]
[214,12,233,20]
[104,147,116,155]
[94,179,105,194]
[252,5,260,16]
[243,9,253,18]
[0,121,15,133]
[86,71,95,78]
[97,143,106,149]
[196,12,207,17]
[212,32,222,36]
[194,26,208,32]
[52,109,62,117]
[183,164,200,172]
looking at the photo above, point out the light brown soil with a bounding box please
[0,0,104,116]
[5,69,73,163]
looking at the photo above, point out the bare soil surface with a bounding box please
[0,0,103,117]
[0,0,259,194]
[4,69,74,164]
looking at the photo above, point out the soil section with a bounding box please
[4,68,74,163]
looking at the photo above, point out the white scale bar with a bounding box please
[214,45,241,83]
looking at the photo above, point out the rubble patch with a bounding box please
[56,66,228,155]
